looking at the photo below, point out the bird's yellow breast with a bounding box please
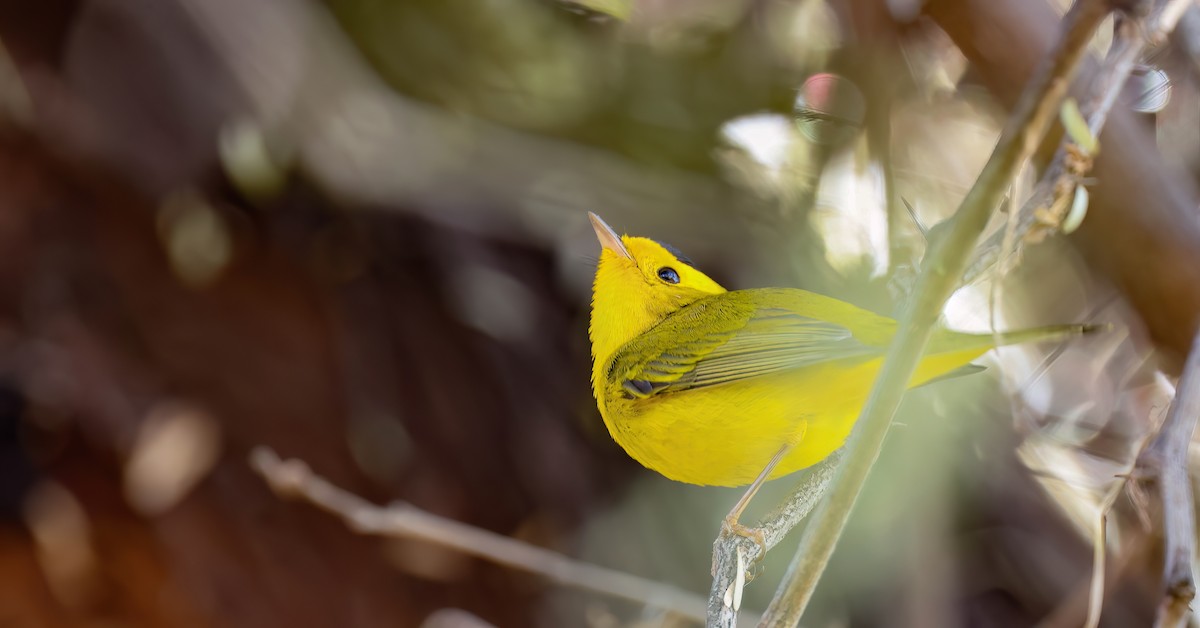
[598,348,987,487]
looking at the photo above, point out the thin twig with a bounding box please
[707,452,841,627]
[1038,529,1150,628]
[1136,331,1200,628]
[1085,469,1136,628]
[757,2,1115,626]
[248,447,710,623]
[964,0,1195,285]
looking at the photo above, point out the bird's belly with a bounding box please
[601,349,986,487]
[603,361,880,487]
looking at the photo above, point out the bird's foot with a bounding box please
[720,516,766,556]
[712,516,768,579]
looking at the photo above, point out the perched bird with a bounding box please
[587,213,1093,524]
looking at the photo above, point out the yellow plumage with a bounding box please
[587,213,1091,487]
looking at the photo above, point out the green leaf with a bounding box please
[1059,98,1097,155]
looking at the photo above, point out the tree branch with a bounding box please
[964,0,1195,285]
[757,2,1115,625]
[1173,4,1200,81]
[249,447,710,623]
[1136,331,1200,628]
[707,452,841,627]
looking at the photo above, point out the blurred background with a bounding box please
[0,0,1197,626]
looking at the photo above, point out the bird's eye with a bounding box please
[657,267,680,284]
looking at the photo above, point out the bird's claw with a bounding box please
[720,517,767,558]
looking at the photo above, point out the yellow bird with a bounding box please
[587,212,1092,519]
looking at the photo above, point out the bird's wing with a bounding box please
[609,298,882,399]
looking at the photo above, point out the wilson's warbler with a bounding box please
[587,213,1092,497]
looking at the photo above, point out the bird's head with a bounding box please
[588,212,726,369]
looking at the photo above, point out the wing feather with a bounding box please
[609,298,883,399]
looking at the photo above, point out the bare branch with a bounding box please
[1173,5,1200,80]
[757,1,1116,625]
[1084,458,1144,628]
[1040,532,1151,628]
[707,452,840,627]
[965,0,1195,284]
[248,447,710,623]
[1136,331,1200,628]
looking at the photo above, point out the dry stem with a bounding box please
[1038,531,1150,628]
[1084,464,1140,628]
[1136,331,1200,628]
[965,0,1196,284]
[249,447,710,623]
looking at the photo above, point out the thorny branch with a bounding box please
[1135,331,1200,628]
[755,1,1115,626]
[707,452,840,627]
[964,0,1196,285]
[249,447,710,623]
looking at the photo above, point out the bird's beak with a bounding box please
[589,212,632,260]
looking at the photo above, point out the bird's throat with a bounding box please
[589,266,665,398]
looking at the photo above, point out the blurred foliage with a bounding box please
[327,0,812,169]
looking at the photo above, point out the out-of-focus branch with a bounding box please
[1040,530,1151,628]
[707,452,840,628]
[1135,331,1200,628]
[1084,457,1140,628]
[249,447,709,623]
[1173,5,1200,80]
[964,0,1196,286]
[755,2,1115,626]
[927,0,1200,364]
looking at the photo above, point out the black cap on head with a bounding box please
[652,240,696,268]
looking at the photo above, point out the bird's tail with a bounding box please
[931,323,1107,354]
[987,323,1108,346]
[911,323,1103,390]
